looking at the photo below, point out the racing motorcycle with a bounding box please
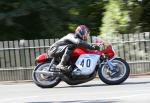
[32,42,130,88]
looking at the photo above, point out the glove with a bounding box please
[92,45,100,50]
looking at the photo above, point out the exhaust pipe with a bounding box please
[35,71,54,76]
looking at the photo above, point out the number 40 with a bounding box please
[80,59,91,67]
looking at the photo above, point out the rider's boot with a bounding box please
[56,48,71,72]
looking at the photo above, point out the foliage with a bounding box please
[126,0,142,33]
[100,0,150,35]
[100,0,130,35]
[1,0,150,40]
[140,0,150,32]
[0,0,104,40]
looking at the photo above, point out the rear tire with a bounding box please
[98,58,130,85]
[32,62,61,88]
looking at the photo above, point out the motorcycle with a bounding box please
[32,42,130,88]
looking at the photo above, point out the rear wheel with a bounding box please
[98,58,130,85]
[32,62,61,88]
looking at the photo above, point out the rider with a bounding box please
[48,25,95,72]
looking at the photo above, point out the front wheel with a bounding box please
[98,58,130,85]
[32,62,61,88]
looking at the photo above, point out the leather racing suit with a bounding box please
[48,33,95,70]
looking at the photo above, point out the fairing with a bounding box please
[71,45,115,59]
[35,45,115,63]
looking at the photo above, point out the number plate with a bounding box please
[75,54,100,75]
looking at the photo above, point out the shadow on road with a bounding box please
[54,80,150,89]
[27,99,120,103]
[123,81,150,85]
[55,83,108,88]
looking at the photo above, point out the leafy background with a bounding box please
[0,0,149,40]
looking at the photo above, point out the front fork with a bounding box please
[106,59,117,71]
[101,55,117,72]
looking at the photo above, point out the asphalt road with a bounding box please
[1,76,150,103]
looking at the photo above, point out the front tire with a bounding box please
[32,62,61,88]
[98,58,130,85]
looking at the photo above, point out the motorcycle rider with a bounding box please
[48,25,95,72]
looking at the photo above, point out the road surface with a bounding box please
[0,76,150,103]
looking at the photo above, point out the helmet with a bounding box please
[75,25,90,41]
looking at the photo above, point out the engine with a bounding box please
[72,67,82,76]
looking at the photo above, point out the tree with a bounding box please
[0,0,105,40]
[0,0,45,40]
[140,0,150,32]
[126,0,142,33]
[100,0,130,35]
